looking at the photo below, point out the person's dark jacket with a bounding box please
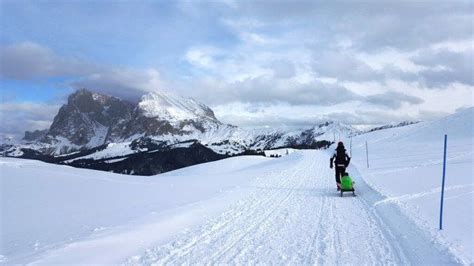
[330,146,351,168]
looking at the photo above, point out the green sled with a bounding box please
[341,175,354,191]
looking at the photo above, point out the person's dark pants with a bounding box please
[335,166,346,184]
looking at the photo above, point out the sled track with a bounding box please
[143,159,312,265]
[130,150,459,265]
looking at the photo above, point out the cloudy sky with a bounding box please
[0,0,473,138]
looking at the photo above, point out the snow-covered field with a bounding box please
[0,108,472,264]
[348,107,473,264]
[0,155,274,264]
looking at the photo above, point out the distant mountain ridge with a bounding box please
[1,89,363,175]
[14,88,356,155]
[365,121,420,134]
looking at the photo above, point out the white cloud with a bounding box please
[212,100,426,128]
[238,31,277,45]
[431,39,474,53]
[0,42,98,79]
[2,0,473,130]
[1,42,167,102]
[221,17,266,30]
[0,102,61,139]
[185,46,221,69]
[356,49,426,73]
[72,67,164,101]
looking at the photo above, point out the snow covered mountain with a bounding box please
[364,121,420,134]
[138,92,220,126]
[21,89,228,154]
[121,92,228,141]
[1,89,359,175]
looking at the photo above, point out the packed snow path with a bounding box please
[129,151,457,265]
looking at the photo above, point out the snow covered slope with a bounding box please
[1,143,469,264]
[348,107,473,264]
[0,156,272,263]
[138,92,220,125]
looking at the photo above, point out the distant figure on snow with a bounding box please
[330,141,351,190]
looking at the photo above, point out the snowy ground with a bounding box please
[127,151,458,265]
[1,108,472,265]
[0,152,464,264]
[0,156,271,264]
[348,108,473,264]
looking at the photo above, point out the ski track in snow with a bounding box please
[373,184,474,207]
[126,151,457,265]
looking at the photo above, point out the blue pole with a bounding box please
[439,134,448,230]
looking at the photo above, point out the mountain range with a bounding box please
[0,88,408,175]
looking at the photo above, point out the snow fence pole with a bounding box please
[439,134,448,230]
[365,141,369,168]
[350,136,352,157]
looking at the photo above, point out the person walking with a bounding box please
[330,141,351,190]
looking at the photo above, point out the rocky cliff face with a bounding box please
[22,89,236,155]
[46,89,134,149]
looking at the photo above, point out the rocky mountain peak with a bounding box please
[67,88,117,113]
[45,89,134,151]
[25,89,226,154]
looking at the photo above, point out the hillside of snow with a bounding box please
[0,156,275,263]
[348,107,473,264]
[0,108,472,264]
